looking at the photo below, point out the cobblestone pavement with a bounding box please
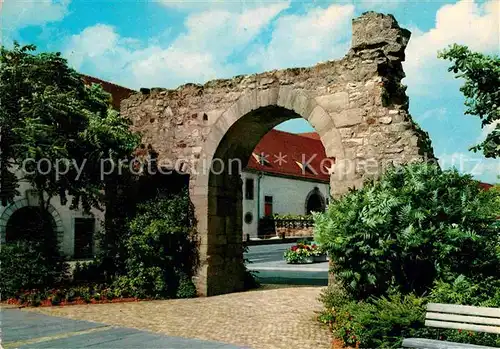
[2,309,239,349]
[28,286,334,349]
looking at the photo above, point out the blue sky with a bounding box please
[2,0,499,183]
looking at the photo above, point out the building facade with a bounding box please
[241,130,331,238]
[0,75,135,259]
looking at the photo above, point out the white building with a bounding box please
[241,130,331,238]
[0,76,132,259]
[0,179,104,258]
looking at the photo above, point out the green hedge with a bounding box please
[0,241,68,298]
[314,163,500,300]
[315,163,500,348]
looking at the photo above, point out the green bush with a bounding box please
[430,275,500,307]
[72,260,106,284]
[410,275,500,347]
[115,190,198,299]
[0,241,68,298]
[314,163,500,300]
[175,273,197,299]
[333,292,426,349]
[319,281,353,312]
[318,282,353,326]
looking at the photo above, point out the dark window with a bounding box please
[74,218,95,259]
[245,178,254,200]
[244,212,253,224]
[264,196,273,216]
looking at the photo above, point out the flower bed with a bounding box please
[283,241,327,264]
[4,286,144,307]
[5,297,141,307]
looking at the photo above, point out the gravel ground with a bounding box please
[28,285,334,349]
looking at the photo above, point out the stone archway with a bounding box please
[191,97,344,295]
[122,12,435,296]
[0,198,64,246]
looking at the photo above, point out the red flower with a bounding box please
[312,244,317,248]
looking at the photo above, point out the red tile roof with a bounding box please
[478,182,493,191]
[298,132,321,140]
[246,130,331,182]
[81,74,135,110]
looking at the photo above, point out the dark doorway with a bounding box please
[74,218,95,259]
[306,189,325,214]
[5,206,55,243]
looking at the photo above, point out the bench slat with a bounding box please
[425,320,500,334]
[402,338,498,349]
[426,312,500,326]
[427,303,500,318]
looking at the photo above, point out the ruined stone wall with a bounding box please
[121,12,435,296]
[122,13,433,197]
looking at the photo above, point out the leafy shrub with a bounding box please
[116,190,198,298]
[430,274,500,307]
[242,244,260,290]
[314,163,500,300]
[333,292,426,349]
[0,241,68,298]
[320,281,353,312]
[243,269,261,290]
[72,260,106,284]
[175,273,197,299]
[409,275,500,347]
[318,282,353,326]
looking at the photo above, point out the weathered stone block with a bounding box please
[277,86,295,110]
[315,92,349,113]
[332,108,363,128]
[307,106,332,133]
[257,88,279,108]
[205,109,225,125]
[379,116,392,124]
[292,93,313,118]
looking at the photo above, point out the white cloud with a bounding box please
[158,0,285,12]
[1,0,70,48]
[355,0,406,11]
[478,119,500,142]
[403,0,499,96]
[1,0,70,42]
[63,2,288,88]
[417,107,448,123]
[247,3,354,71]
[438,152,500,184]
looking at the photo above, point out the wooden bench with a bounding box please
[402,303,500,349]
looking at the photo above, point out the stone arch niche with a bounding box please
[0,197,64,245]
[121,12,435,296]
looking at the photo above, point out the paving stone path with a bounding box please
[25,286,333,349]
[1,308,241,348]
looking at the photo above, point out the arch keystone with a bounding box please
[257,88,279,108]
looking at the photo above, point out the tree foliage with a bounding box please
[112,190,198,299]
[439,44,500,158]
[0,43,140,213]
[314,163,500,300]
